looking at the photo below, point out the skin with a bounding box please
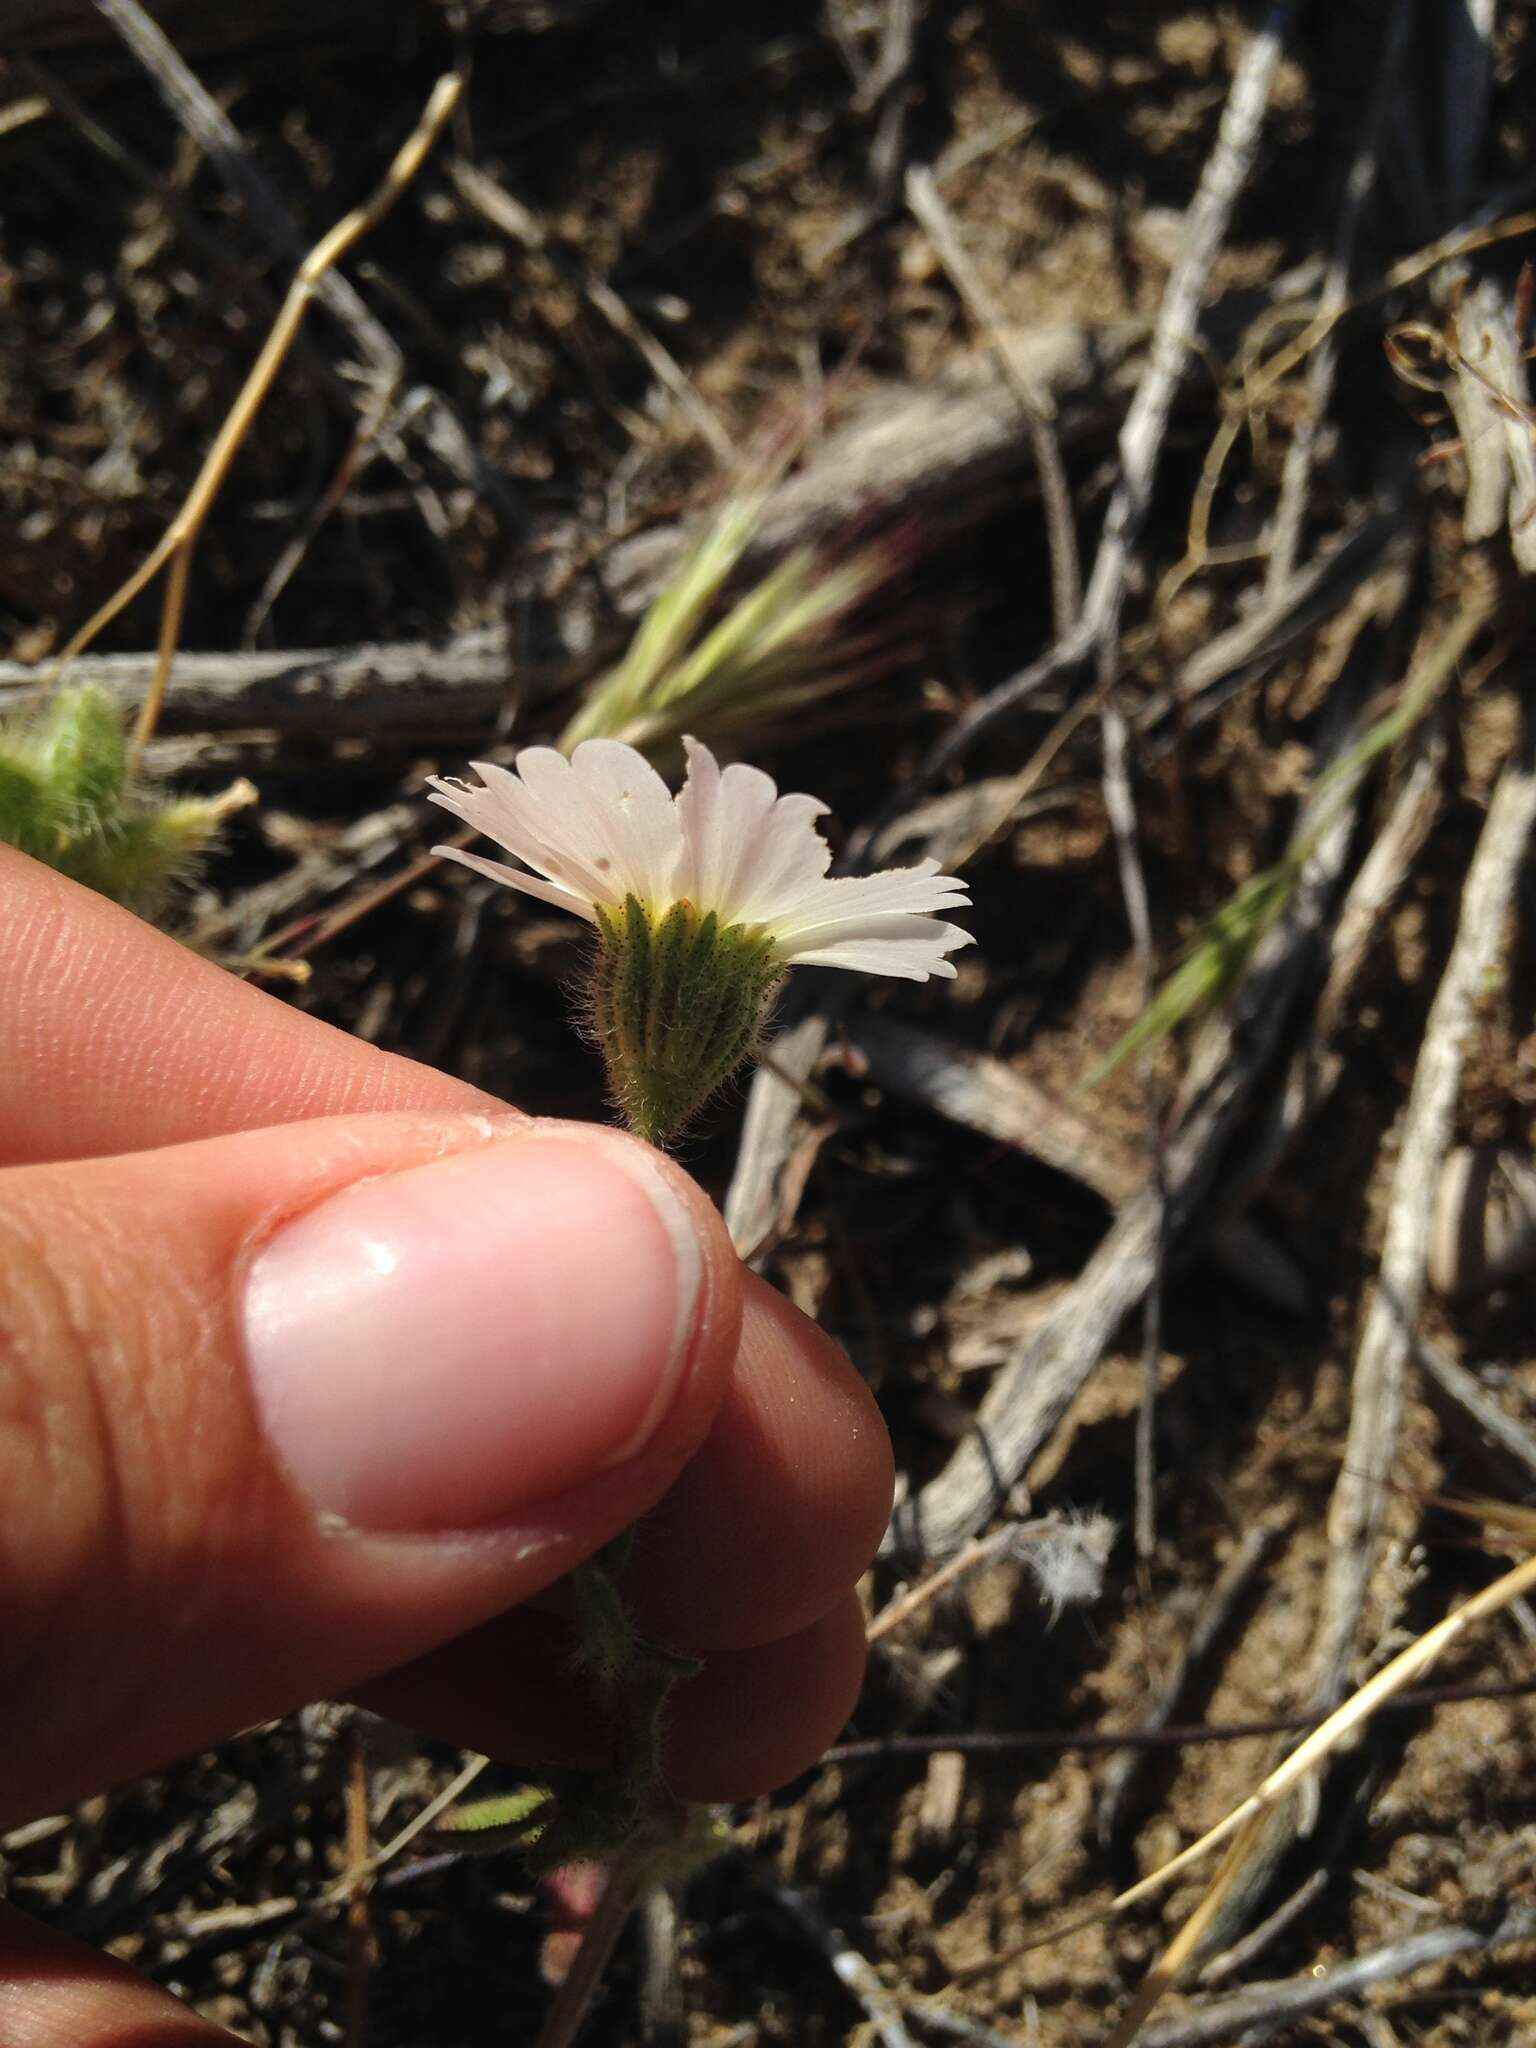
[0,845,894,2046]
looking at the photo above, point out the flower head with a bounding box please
[428,736,972,1140]
[429,736,970,980]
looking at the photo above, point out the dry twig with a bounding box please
[1444,276,1536,573]
[42,70,465,758]
[853,2,1297,850]
[848,1012,1306,1312]
[1308,679,1536,1708]
[1136,1901,1536,2048]
[763,1881,918,2048]
[89,0,513,524]
[885,735,1360,1560]
[1264,0,1409,592]
[1085,2,1296,650]
[1414,1334,1536,1496]
[0,632,516,740]
[1019,1543,1536,1985]
[904,164,1080,638]
[449,158,734,465]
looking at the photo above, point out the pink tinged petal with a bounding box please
[427,764,615,908]
[674,737,823,922]
[555,741,683,911]
[671,736,730,907]
[722,789,836,925]
[490,748,643,909]
[430,843,598,919]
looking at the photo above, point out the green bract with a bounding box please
[591,895,782,1145]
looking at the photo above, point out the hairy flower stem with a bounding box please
[532,1812,692,2048]
[558,904,777,1859]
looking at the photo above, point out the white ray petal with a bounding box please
[670,736,731,909]
[427,766,616,907]
[766,863,971,945]
[782,916,974,979]
[430,843,598,919]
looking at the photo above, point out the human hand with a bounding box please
[0,844,893,2045]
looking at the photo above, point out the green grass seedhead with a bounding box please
[561,479,892,759]
[0,682,254,917]
[562,491,767,752]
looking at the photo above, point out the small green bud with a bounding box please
[590,895,781,1146]
[32,682,126,825]
[0,749,56,864]
[0,682,255,918]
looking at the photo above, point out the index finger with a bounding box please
[0,845,497,1166]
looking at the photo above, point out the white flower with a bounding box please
[428,735,972,982]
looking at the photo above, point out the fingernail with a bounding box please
[243,1136,702,1530]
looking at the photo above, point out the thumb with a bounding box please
[0,1110,739,1824]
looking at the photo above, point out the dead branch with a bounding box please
[854,2,1298,849]
[1313,722,1446,1050]
[729,8,1310,1245]
[819,1675,1536,1768]
[1265,0,1409,592]
[884,763,1359,1561]
[1084,1,1296,650]
[904,164,1081,636]
[0,337,1139,746]
[847,1012,1306,1312]
[603,325,1141,614]
[0,630,517,739]
[761,1881,918,2048]
[448,158,735,466]
[1136,1903,1536,2048]
[8,0,420,56]
[865,0,922,213]
[724,1003,836,1259]
[1148,492,1415,728]
[904,2003,1021,2048]
[1414,1331,1536,1496]
[1091,10,1301,1565]
[43,65,465,759]
[1445,276,1536,573]
[1308,696,1536,1707]
[1195,1866,1330,1987]
[1209,713,1445,1229]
